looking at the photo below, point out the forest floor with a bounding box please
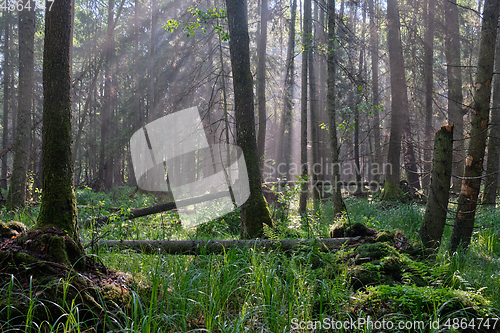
[1,185,500,332]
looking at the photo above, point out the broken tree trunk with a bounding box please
[85,191,228,227]
[98,237,361,255]
[419,125,453,249]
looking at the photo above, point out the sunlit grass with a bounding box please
[1,188,499,331]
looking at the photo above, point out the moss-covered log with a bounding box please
[419,125,453,249]
[99,237,360,255]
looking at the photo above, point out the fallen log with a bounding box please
[84,191,230,227]
[98,236,361,255]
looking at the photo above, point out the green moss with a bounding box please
[381,179,399,201]
[350,284,492,320]
[329,222,374,238]
[353,242,400,261]
[13,251,35,265]
[6,221,27,233]
[349,263,395,290]
[376,230,395,243]
[241,193,273,239]
[0,221,18,237]
[47,235,70,266]
[100,283,131,305]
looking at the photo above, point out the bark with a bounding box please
[97,0,117,191]
[257,0,268,172]
[327,0,344,215]
[419,125,454,249]
[148,0,158,120]
[36,0,81,248]
[369,0,381,184]
[225,0,273,239]
[279,0,297,182]
[1,11,11,191]
[299,0,311,215]
[445,0,465,194]
[99,237,360,255]
[309,3,319,206]
[382,0,404,200]
[481,32,500,205]
[450,0,499,253]
[422,0,435,192]
[7,2,35,210]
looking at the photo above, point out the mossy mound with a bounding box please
[329,222,375,238]
[350,284,493,323]
[326,233,434,291]
[0,221,27,237]
[346,254,432,290]
[0,226,132,329]
[375,229,395,243]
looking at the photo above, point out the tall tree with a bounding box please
[7,1,36,210]
[309,0,319,205]
[369,0,381,185]
[148,0,158,120]
[299,0,311,215]
[97,0,117,190]
[256,0,268,172]
[327,0,344,215]
[382,0,405,200]
[1,11,11,191]
[422,0,435,191]
[225,0,273,238]
[450,0,500,252]
[36,0,81,249]
[279,0,297,183]
[445,0,465,194]
[481,23,500,205]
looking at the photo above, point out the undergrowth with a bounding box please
[0,187,499,332]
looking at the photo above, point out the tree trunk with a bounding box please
[419,125,453,249]
[369,0,381,185]
[450,0,500,253]
[257,0,268,172]
[97,0,116,191]
[309,3,319,206]
[7,1,35,210]
[279,0,297,183]
[422,0,435,192]
[100,237,360,255]
[327,0,344,216]
[299,0,311,215]
[148,0,158,121]
[36,0,81,249]
[382,0,404,200]
[225,0,273,239]
[445,0,465,194]
[1,11,11,191]
[481,31,500,206]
